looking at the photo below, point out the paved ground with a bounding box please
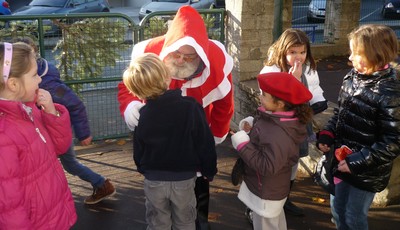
[66,56,400,229]
[68,135,400,230]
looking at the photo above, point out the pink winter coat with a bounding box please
[0,100,77,229]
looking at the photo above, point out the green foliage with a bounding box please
[143,17,170,40]
[53,18,130,83]
[202,13,222,41]
[0,21,39,41]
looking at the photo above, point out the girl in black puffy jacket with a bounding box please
[317,24,400,230]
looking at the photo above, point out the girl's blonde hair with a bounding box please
[348,24,398,73]
[265,28,316,73]
[0,42,35,90]
[123,53,170,100]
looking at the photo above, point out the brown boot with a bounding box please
[84,179,116,204]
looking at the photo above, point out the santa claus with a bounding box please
[117,5,234,229]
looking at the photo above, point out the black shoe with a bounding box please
[231,158,245,186]
[245,207,253,224]
[284,200,304,216]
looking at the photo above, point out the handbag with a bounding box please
[313,148,336,195]
[231,157,245,186]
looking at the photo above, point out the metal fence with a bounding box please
[292,0,400,44]
[0,9,225,141]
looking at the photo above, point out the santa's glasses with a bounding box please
[170,51,198,63]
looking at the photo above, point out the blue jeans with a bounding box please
[330,194,338,227]
[334,180,375,230]
[59,144,105,188]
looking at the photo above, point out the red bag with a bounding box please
[334,145,352,161]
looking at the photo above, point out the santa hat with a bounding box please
[257,72,312,105]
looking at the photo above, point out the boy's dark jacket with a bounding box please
[320,67,400,192]
[133,89,217,181]
[37,58,91,141]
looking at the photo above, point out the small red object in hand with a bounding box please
[335,145,352,161]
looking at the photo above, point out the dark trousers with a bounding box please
[195,176,210,230]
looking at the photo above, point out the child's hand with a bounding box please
[242,121,252,133]
[231,130,250,150]
[80,136,93,146]
[337,160,351,173]
[289,60,302,80]
[318,143,331,153]
[36,89,57,116]
[239,116,254,134]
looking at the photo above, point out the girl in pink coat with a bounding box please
[0,42,77,229]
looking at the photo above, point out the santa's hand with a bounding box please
[124,101,145,131]
[231,130,250,150]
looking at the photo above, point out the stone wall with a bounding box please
[225,0,274,128]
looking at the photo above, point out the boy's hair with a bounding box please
[0,42,35,90]
[11,37,39,54]
[123,53,170,100]
[348,24,398,73]
[265,28,316,73]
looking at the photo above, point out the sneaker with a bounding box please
[84,179,116,204]
[245,207,253,224]
[284,199,304,216]
[231,158,245,186]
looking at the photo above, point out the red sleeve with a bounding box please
[209,73,234,138]
[117,81,141,117]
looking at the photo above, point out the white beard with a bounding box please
[164,55,200,80]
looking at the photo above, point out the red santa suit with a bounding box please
[118,6,234,144]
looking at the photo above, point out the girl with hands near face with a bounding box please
[259,28,328,217]
[36,88,58,116]
[0,42,76,229]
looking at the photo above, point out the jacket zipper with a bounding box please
[36,127,47,143]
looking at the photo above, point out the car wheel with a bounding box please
[381,8,388,19]
[307,16,315,23]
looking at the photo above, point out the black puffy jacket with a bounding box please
[324,67,400,192]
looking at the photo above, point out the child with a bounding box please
[231,72,313,230]
[260,28,327,216]
[0,42,77,228]
[122,53,217,229]
[12,37,116,205]
[316,24,400,230]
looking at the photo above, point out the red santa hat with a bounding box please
[162,5,209,54]
[257,72,312,105]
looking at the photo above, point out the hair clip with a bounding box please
[3,42,13,83]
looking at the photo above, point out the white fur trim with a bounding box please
[160,37,210,88]
[124,101,145,131]
[131,39,151,60]
[214,133,228,145]
[202,75,231,107]
[238,181,286,218]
